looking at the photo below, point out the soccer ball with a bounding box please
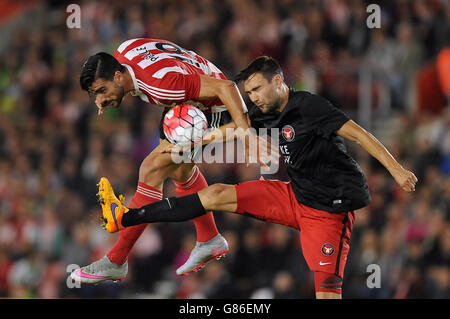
[163,104,208,147]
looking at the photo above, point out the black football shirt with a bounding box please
[249,89,371,213]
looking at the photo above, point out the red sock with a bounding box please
[174,166,219,242]
[107,182,163,265]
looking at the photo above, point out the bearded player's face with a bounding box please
[244,72,283,114]
[89,78,125,109]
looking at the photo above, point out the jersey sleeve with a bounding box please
[301,94,350,139]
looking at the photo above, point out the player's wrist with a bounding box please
[234,120,250,131]
[387,162,404,176]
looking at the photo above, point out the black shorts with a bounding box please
[158,107,233,141]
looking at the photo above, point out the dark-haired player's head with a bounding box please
[234,56,287,114]
[80,52,127,108]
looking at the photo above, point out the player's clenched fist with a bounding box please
[393,167,418,192]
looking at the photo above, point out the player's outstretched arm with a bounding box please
[336,120,418,192]
[197,75,250,130]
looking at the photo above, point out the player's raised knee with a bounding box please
[208,183,230,199]
[139,153,171,185]
[199,184,235,209]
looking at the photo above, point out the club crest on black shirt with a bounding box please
[282,125,295,142]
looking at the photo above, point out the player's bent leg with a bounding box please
[99,142,229,277]
[314,271,342,299]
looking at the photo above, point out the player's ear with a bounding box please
[272,74,283,88]
[113,70,123,84]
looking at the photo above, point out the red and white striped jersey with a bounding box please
[114,38,227,114]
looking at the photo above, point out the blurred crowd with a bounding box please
[0,0,449,299]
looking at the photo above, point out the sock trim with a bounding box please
[173,166,200,189]
[137,185,163,200]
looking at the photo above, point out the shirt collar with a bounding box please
[122,64,140,95]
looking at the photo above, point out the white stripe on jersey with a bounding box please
[137,83,185,101]
[117,38,142,53]
[213,112,222,128]
[152,66,189,79]
[137,79,185,95]
[138,86,185,101]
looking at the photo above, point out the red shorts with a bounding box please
[235,179,355,278]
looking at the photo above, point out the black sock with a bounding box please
[122,193,206,227]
